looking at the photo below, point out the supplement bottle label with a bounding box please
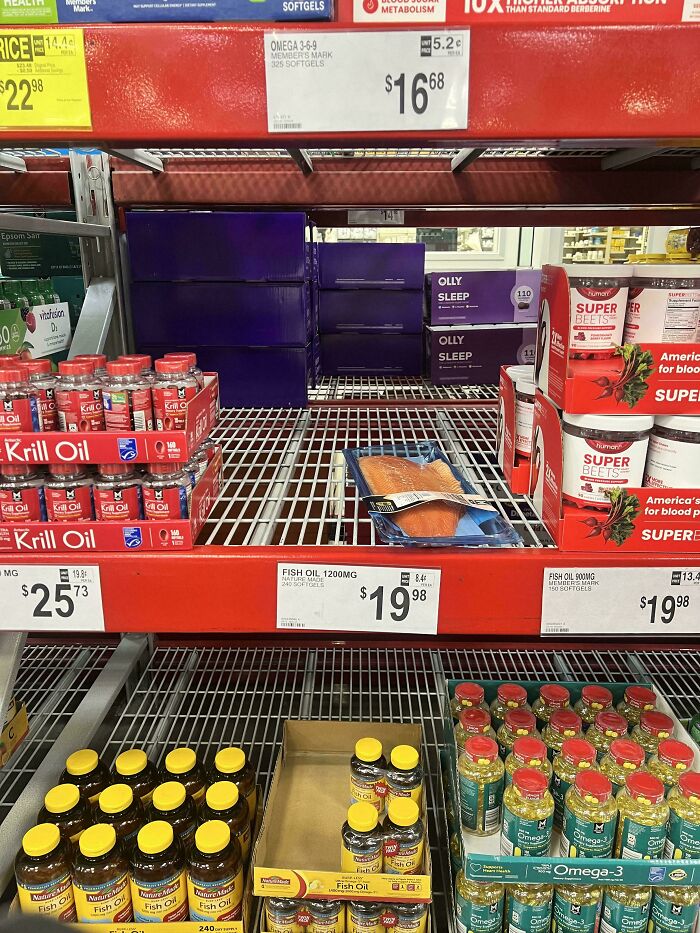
[186,868,244,921]
[341,841,382,873]
[394,914,427,933]
[649,896,699,933]
[131,869,188,923]
[347,906,383,933]
[552,773,572,829]
[561,809,616,858]
[350,773,386,812]
[383,838,424,875]
[56,388,104,432]
[552,894,599,933]
[501,808,553,856]
[600,895,650,933]
[0,396,38,432]
[459,774,503,834]
[643,434,700,490]
[0,486,46,522]
[456,889,503,933]
[569,285,628,355]
[143,484,190,520]
[515,396,534,457]
[236,821,251,861]
[664,809,700,859]
[103,387,153,432]
[95,485,142,521]
[308,912,345,933]
[153,385,197,431]
[618,816,666,859]
[387,784,423,807]
[562,434,648,507]
[506,895,552,933]
[74,872,133,923]
[624,286,700,345]
[266,909,304,933]
[45,485,94,522]
[36,388,58,432]
[17,872,77,922]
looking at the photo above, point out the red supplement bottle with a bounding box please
[0,367,39,432]
[94,464,143,521]
[142,464,191,520]
[72,354,107,377]
[22,360,59,432]
[101,360,153,432]
[45,464,95,522]
[152,359,198,431]
[0,465,46,522]
[163,352,204,390]
[56,360,105,432]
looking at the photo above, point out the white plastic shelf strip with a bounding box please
[308,377,499,402]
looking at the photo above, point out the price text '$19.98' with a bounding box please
[359,584,428,622]
[639,594,691,625]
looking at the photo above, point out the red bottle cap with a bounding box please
[581,686,613,710]
[0,356,20,368]
[464,735,499,763]
[155,358,191,375]
[497,684,528,708]
[0,368,23,382]
[74,354,107,369]
[639,711,674,740]
[459,708,491,736]
[626,771,665,804]
[561,738,597,768]
[121,354,152,369]
[512,768,549,800]
[106,359,142,377]
[594,711,629,738]
[575,770,613,803]
[454,683,485,707]
[678,772,700,801]
[512,737,548,766]
[504,709,537,736]
[609,739,645,769]
[2,463,37,477]
[658,739,694,771]
[540,684,570,708]
[58,360,93,377]
[24,360,52,376]
[624,686,657,711]
[49,463,87,477]
[548,710,582,737]
[165,351,197,366]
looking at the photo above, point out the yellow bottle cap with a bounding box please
[355,738,383,763]
[215,747,246,775]
[115,749,147,777]
[99,783,134,815]
[65,749,99,777]
[165,747,197,776]
[23,824,61,858]
[79,824,116,859]
[206,781,239,812]
[347,802,379,833]
[391,745,419,772]
[44,783,80,814]
[152,781,186,812]
[138,820,174,856]
[387,798,419,827]
[195,819,231,855]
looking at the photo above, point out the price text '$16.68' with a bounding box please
[359,584,428,622]
[385,73,444,116]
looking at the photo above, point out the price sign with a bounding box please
[0,565,104,632]
[541,566,700,636]
[277,563,440,635]
[348,209,405,225]
[0,30,91,130]
[264,30,469,133]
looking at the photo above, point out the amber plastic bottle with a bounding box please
[37,783,92,844]
[60,749,110,807]
[200,781,252,865]
[73,824,133,923]
[15,824,77,921]
[149,781,198,848]
[130,820,189,922]
[98,783,146,847]
[162,747,208,807]
[209,747,257,821]
[186,820,244,921]
[112,749,160,806]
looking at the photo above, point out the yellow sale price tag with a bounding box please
[0,29,91,130]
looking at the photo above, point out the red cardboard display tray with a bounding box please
[0,375,219,466]
[497,366,531,495]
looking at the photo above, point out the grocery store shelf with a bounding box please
[308,378,499,403]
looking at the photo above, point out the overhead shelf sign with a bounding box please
[264,30,469,133]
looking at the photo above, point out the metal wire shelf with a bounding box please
[308,378,499,403]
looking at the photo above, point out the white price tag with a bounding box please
[264,30,469,133]
[348,209,405,225]
[0,564,104,632]
[277,563,440,635]
[541,567,700,636]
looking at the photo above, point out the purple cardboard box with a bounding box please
[428,269,541,325]
[426,324,536,385]
[318,243,425,290]
[130,282,310,347]
[318,289,424,335]
[320,334,423,376]
[127,211,307,282]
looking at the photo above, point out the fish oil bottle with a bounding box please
[649,887,700,933]
[490,684,530,729]
[15,824,77,921]
[149,781,198,848]
[599,738,646,794]
[666,772,700,859]
[303,900,344,933]
[393,901,428,932]
[201,781,251,864]
[349,738,387,813]
[552,738,597,832]
[532,684,571,730]
[37,783,92,844]
[186,820,244,921]
[552,885,601,933]
[265,897,304,933]
[600,886,651,933]
[113,749,160,806]
[574,685,613,726]
[505,884,553,933]
[504,736,552,788]
[341,801,383,873]
[496,709,539,760]
[455,708,496,748]
[616,686,656,726]
[210,747,257,821]
[385,745,423,808]
[162,747,208,806]
[586,711,629,762]
[455,869,504,933]
[648,739,695,792]
[630,711,674,761]
[382,798,425,875]
[451,682,489,720]
[543,710,583,761]
[561,771,617,858]
[501,768,554,856]
[457,735,504,835]
[73,824,133,923]
[60,749,110,807]
[614,771,669,859]
[347,901,384,933]
[130,821,189,922]
[98,783,146,847]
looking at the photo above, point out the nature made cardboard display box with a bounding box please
[497,366,531,495]
[1,697,28,768]
[252,721,432,902]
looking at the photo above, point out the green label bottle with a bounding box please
[552,887,600,933]
[600,887,650,933]
[505,885,553,933]
[456,874,504,933]
[665,773,700,860]
[649,891,700,933]
[560,771,617,859]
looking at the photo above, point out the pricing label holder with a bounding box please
[0,564,104,632]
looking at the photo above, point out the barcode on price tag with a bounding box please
[0,565,104,632]
[277,563,440,635]
[541,566,700,636]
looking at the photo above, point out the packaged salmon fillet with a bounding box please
[344,442,522,547]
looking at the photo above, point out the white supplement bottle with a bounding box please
[565,265,633,358]
[643,416,700,489]
[624,265,700,345]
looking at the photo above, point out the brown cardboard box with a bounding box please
[0,698,28,768]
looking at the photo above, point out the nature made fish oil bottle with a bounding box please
[15,823,77,921]
[201,781,251,864]
[210,746,257,821]
[552,738,597,831]
[455,708,496,747]
[497,708,539,760]
[600,886,651,933]
[458,735,504,835]
[393,901,428,932]
[505,883,553,933]
[648,739,695,792]
[451,682,488,720]
[266,897,304,933]
[455,869,504,933]
[386,745,423,808]
[599,738,646,794]
[187,820,244,921]
[649,887,700,933]
[130,820,188,922]
[350,737,387,814]
[162,747,207,806]
[61,749,110,807]
[574,686,613,726]
[561,770,617,858]
[73,824,133,923]
[150,781,198,848]
[552,885,601,933]
[617,686,656,726]
[37,783,92,844]
[630,711,674,761]
[341,801,383,873]
[666,772,700,859]
[586,711,629,762]
[112,748,160,806]
[501,768,554,856]
[347,900,384,933]
[306,899,345,933]
[543,710,583,761]
[614,771,669,859]
[98,784,146,847]
[505,736,552,788]
[383,798,424,874]
[532,684,571,729]
[490,684,530,729]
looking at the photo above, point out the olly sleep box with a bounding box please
[318,243,425,290]
[317,290,424,334]
[426,324,536,385]
[427,269,541,325]
[0,0,332,22]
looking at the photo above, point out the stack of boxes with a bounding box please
[317,243,425,377]
[127,211,312,407]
